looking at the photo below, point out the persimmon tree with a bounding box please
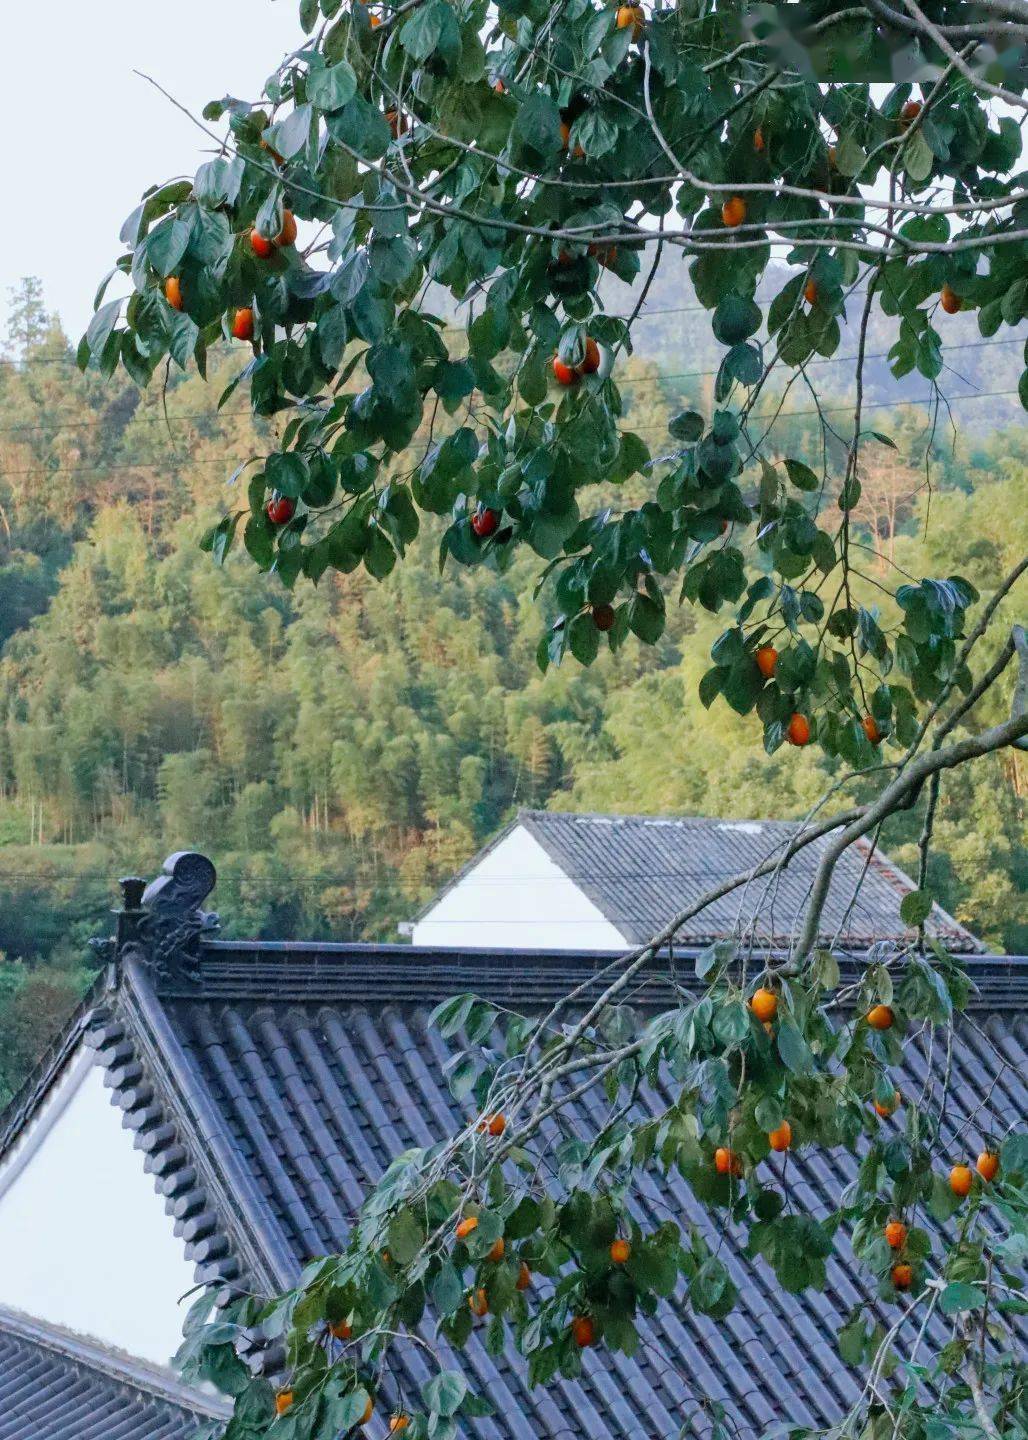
[83,0,1028,1436]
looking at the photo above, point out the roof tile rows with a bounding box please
[0,1310,218,1440]
[148,944,1026,1439]
[509,811,982,950]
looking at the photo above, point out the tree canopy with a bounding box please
[72,2,1028,1439]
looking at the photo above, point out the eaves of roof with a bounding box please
[0,1305,229,1422]
[175,940,1028,1011]
[77,955,291,1306]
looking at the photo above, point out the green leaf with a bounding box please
[712,294,761,346]
[939,1283,987,1316]
[669,410,705,442]
[785,458,819,492]
[387,1208,425,1266]
[903,130,933,183]
[308,60,357,111]
[263,104,314,160]
[512,93,563,155]
[400,0,461,65]
[423,1371,467,1417]
[899,889,933,927]
[85,298,123,360]
[777,1018,814,1075]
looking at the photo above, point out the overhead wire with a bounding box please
[0,337,1022,441]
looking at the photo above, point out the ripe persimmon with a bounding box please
[329,1319,352,1340]
[250,228,275,258]
[516,1261,531,1291]
[560,122,571,150]
[721,195,747,228]
[827,145,838,169]
[950,1164,973,1197]
[976,1151,1000,1182]
[884,1220,907,1250]
[276,1391,294,1416]
[786,713,811,747]
[940,284,962,315]
[753,126,765,153]
[900,100,922,123]
[386,110,408,139]
[862,714,882,745]
[493,78,506,94]
[456,1216,479,1240]
[267,496,295,526]
[469,1287,489,1317]
[867,1005,894,1031]
[231,307,255,342]
[891,1262,913,1289]
[768,1120,792,1152]
[610,1238,631,1264]
[592,603,616,632]
[361,1394,374,1425]
[874,1090,902,1118]
[580,337,601,374]
[572,1315,595,1347]
[471,507,499,539]
[615,5,644,38]
[164,276,184,311]
[714,1147,742,1177]
[487,1237,505,1262]
[277,210,298,247]
[389,1417,410,1434]
[749,987,778,1022]
[804,279,818,306]
[369,12,382,25]
[755,644,778,679]
[484,1111,506,1135]
[553,356,579,387]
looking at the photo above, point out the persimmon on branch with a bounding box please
[88,4,1028,1437]
[87,0,1028,771]
[178,688,1027,1440]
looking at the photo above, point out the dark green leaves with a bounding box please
[899,889,933,927]
[423,1371,467,1417]
[512,93,563,155]
[307,60,357,112]
[400,0,461,67]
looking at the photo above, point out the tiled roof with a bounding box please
[0,1308,224,1440]
[85,940,1026,1440]
[500,810,985,951]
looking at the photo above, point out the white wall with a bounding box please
[411,824,626,950]
[0,1047,197,1365]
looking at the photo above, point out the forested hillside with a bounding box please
[0,278,1025,1101]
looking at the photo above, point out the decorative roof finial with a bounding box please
[119,852,220,985]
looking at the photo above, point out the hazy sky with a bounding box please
[2,1,301,343]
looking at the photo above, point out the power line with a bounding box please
[0,383,1019,482]
[0,288,881,372]
[622,387,1025,434]
[0,338,1021,442]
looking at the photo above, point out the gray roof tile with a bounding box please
[0,1310,222,1440]
[139,944,1025,1439]
[513,810,982,950]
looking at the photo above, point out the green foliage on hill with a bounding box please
[0,281,1024,1101]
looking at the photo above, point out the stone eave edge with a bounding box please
[88,956,294,1312]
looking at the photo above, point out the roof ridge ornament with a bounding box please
[117,852,220,985]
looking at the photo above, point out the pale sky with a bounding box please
[2,1,301,344]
